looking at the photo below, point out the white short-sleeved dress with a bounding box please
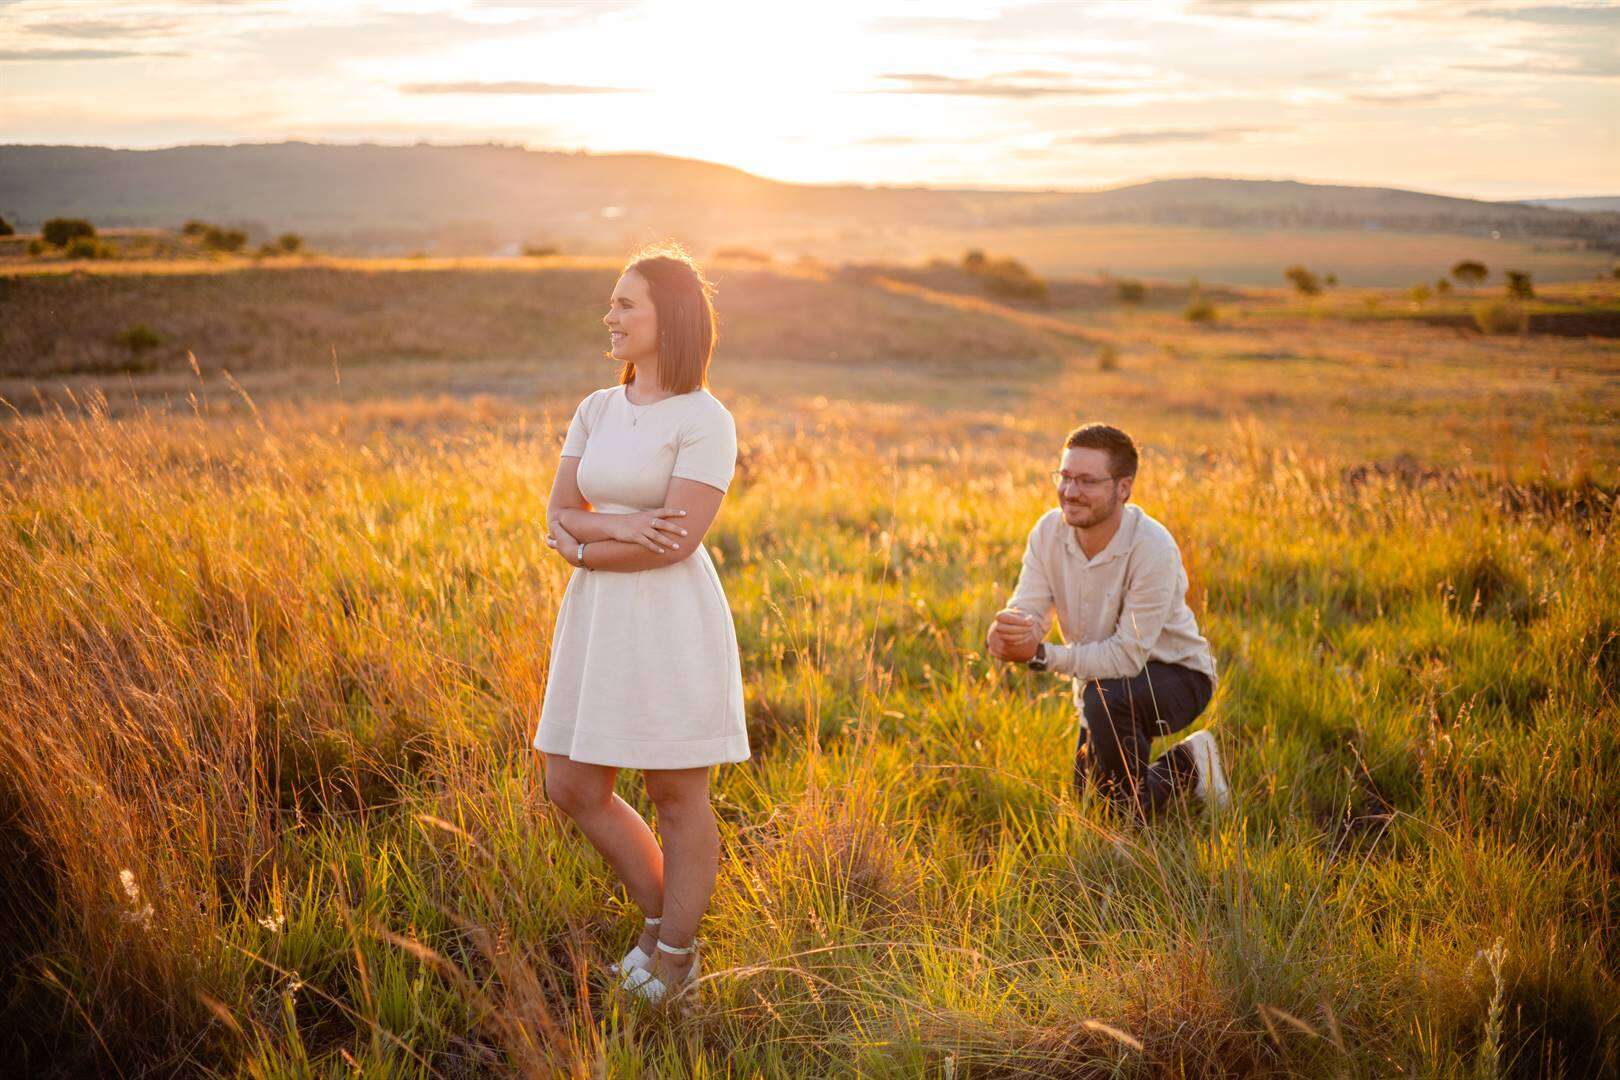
[534,384,750,769]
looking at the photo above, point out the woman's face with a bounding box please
[603,270,658,367]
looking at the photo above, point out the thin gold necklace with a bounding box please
[625,384,656,427]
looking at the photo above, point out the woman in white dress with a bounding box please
[536,244,747,1003]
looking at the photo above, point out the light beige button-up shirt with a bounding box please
[1008,503,1217,688]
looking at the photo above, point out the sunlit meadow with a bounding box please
[1,260,1617,1077]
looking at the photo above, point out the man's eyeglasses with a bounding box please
[1050,470,1117,490]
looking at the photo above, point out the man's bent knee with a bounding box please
[1081,678,1134,737]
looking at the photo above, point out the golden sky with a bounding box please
[1,0,1616,198]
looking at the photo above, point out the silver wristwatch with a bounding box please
[1025,643,1048,672]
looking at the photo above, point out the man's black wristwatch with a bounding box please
[1025,643,1049,672]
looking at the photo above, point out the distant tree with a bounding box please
[1504,269,1534,299]
[1284,264,1322,297]
[1450,260,1488,288]
[0,215,13,237]
[1435,277,1453,296]
[962,249,987,272]
[42,217,96,247]
[26,239,44,256]
[1184,295,1217,323]
[181,220,210,236]
[1323,272,1338,288]
[1408,283,1433,305]
[276,232,304,254]
[202,225,246,253]
[256,243,279,257]
[1115,279,1146,306]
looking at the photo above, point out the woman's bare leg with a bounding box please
[642,766,718,984]
[541,752,664,953]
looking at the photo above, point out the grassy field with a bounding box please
[1,259,1617,1077]
[755,223,1618,288]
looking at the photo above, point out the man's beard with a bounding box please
[1064,494,1118,529]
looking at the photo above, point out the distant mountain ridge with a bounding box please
[1524,196,1620,214]
[1,142,1616,255]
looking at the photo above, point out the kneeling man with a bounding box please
[986,423,1229,817]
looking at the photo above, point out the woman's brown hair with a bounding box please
[618,242,717,394]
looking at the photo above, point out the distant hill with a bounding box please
[3,143,1617,260]
[1524,196,1620,214]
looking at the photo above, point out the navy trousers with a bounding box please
[1075,661,1213,817]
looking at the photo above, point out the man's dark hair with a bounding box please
[1065,423,1138,479]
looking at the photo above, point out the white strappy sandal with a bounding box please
[620,939,699,1003]
[608,916,661,977]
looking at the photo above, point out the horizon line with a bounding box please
[0,138,1611,206]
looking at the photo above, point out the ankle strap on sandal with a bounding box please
[655,939,694,956]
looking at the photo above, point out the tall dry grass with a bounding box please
[2,363,1615,1076]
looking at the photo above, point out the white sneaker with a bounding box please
[621,940,700,1004]
[608,916,660,977]
[1181,730,1230,810]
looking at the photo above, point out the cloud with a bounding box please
[1183,0,1321,22]
[1454,54,1620,78]
[0,47,178,61]
[1062,126,1274,145]
[1345,88,1452,104]
[398,80,640,95]
[873,72,1126,98]
[22,16,181,39]
[1464,4,1620,27]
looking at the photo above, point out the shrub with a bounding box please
[1473,300,1526,335]
[1115,279,1146,306]
[42,217,96,247]
[521,242,559,258]
[1435,277,1453,296]
[26,239,44,257]
[1324,272,1338,287]
[1612,264,1619,280]
[180,220,210,237]
[255,243,279,257]
[1185,296,1217,323]
[66,237,114,260]
[963,252,1047,303]
[1451,260,1488,287]
[1284,264,1322,297]
[0,215,13,237]
[201,226,246,253]
[114,324,163,357]
[1505,269,1534,300]
[277,233,304,254]
[1408,284,1433,305]
[979,259,1047,302]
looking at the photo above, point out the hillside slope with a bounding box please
[3,144,1614,255]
